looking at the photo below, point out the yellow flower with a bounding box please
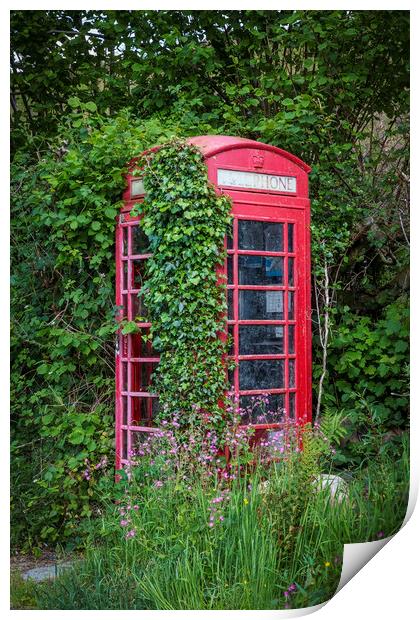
[243,498,249,505]
[324,561,331,567]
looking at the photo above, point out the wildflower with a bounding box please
[324,561,330,567]
[133,505,139,511]
[154,480,163,488]
[120,519,129,527]
[283,591,289,598]
[125,529,136,539]
[288,583,297,592]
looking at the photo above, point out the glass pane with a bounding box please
[238,255,284,285]
[131,259,146,290]
[228,324,234,355]
[122,396,128,425]
[122,294,128,319]
[289,359,295,388]
[130,293,140,321]
[288,257,294,286]
[238,220,284,252]
[151,397,159,417]
[228,367,235,390]
[239,290,284,320]
[122,362,128,391]
[239,393,286,424]
[288,223,294,252]
[130,330,155,358]
[131,396,152,425]
[288,291,294,319]
[131,361,158,392]
[123,261,128,290]
[227,255,234,284]
[130,293,148,321]
[289,393,296,420]
[228,289,234,319]
[239,325,284,355]
[226,225,234,250]
[122,226,128,256]
[288,325,295,354]
[122,430,128,460]
[239,359,284,390]
[132,224,150,254]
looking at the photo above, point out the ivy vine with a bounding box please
[132,140,233,437]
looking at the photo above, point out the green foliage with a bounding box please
[11,11,410,549]
[10,572,39,610]
[133,141,232,434]
[10,111,181,549]
[323,298,409,465]
[29,435,409,610]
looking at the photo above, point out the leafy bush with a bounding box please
[11,111,181,549]
[323,298,409,465]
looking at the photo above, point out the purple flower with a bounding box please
[125,529,136,539]
[120,519,129,527]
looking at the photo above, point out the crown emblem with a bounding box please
[252,152,264,168]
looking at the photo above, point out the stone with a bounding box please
[22,561,75,582]
[314,474,349,504]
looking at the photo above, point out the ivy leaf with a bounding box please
[68,96,81,108]
[84,101,97,112]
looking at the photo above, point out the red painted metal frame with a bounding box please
[115,136,311,469]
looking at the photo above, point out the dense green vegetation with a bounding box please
[11,10,409,552]
[132,141,233,437]
[12,431,409,610]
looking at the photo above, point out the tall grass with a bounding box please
[34,433,409,610]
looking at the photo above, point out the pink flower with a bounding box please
[125,529,136,539]
[120,519,129,527]
[154,480,163,488]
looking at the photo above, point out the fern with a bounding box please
[319,407,348,446]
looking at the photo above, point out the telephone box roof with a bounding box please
[187,135,311,173]
[128,135,311,174]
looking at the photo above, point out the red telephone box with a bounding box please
[115,135,311,469]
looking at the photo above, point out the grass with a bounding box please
[10,572,40,610]
[21,432,409,611]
